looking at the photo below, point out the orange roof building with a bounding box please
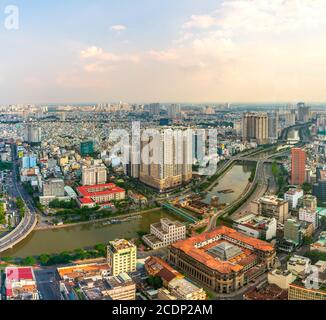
[168,226,276,294]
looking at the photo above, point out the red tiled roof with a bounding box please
[171,226,274,274]
[79,198,94,204]
[77,183,125,197]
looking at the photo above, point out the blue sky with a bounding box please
[1,0,326,104]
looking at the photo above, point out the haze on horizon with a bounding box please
[1,0,326,105]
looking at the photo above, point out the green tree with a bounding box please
[22,256,37,266]
[39,254,51,266]
[302,183,312,194]
[0,203,5,224]
[148,276,163,289]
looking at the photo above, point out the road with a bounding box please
[34,268,62,300]
[0,144,38,253]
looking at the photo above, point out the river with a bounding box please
[0,164,254,259]
[203,164,254,206]
[0,209,182,258]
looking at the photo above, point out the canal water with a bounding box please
[1,164,253,259]
[203,164,254,206]
[0,209,182,258]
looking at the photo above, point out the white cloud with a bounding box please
[111,24,126,31]
[182,14,218,29]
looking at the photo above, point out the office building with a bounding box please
[291,148,306,185]
[192,130,206,164]
[143,218,186,249]
[22,156,37,169]
[284,188,304,209]
[80,140,94,156]
[140,129,192,192]
[82,164,107,186]
[107,239,137,276]
[252,195,289,224]
[168,226,276,294]
[242,112,269,145]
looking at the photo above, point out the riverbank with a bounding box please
[35,207,162,231]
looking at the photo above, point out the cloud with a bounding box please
[182,14,218,29]
[111,24,126,31]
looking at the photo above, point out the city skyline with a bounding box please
[2,0,326,104]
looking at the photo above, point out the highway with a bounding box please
[0,145,38,253]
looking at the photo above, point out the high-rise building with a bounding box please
[22,156,37,169]
[242,112,269,145]
[268,112,279,143]
[167,104,181,119]
[313,169,326,204]
[80,140,94,157]
[284,218,304,246]
[192,130,206,164]
[297,102,311,122]
[140,129,192,192]
[82,164,107,186]
[149,103,161,116]
[43,179,65,197]
[107,239,137,276]
[25,124,42,144]
[291,148,306,185]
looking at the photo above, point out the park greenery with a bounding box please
[1,243,108,267]
[15,197,25,218]
[147,276,163,290]
[0,161,13,171]
[304,251,326,264]
[271,161,288,197]
[49,199,78,209]
[0,203,5,225]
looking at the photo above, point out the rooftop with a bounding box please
[109,239,136,252]
[171,226,274,274]
[77,183,125,197]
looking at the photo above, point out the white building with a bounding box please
[143,218,186,249]
[287,255,311,277]
[168,278,206,300]
[268,269,296,290]
[284,188,304,210]
[299,207,319,230]
[234,214,277,240]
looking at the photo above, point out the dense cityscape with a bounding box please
[0,102,325,302]
[1,1,326,312]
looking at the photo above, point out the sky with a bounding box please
[1,0,326,104]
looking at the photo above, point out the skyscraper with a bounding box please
[297,102,311,123]
[291,148,306,185]
[149,103,161,116]
[25,123,42,144]
[139,129,192,192]
[242,112,269,145]
[167,104,181,119]
[268,112,279,143]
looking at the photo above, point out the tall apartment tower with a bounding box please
[297,102,311,123]
[291,148,306,186]
[139,129,192,192]
[167,104,181,119]
[25,123,42,144]
[149,103,161,116]
[242,113,269,145]
[268,112,279,143]
[82,164,107,186]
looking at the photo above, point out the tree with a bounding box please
[321,216,326,231]
[148,276,163,289]
[302,183,312,194]
[22,256,37,266]
[39,254,51,266]
[0,203,5,224]
[94,243,106,256]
